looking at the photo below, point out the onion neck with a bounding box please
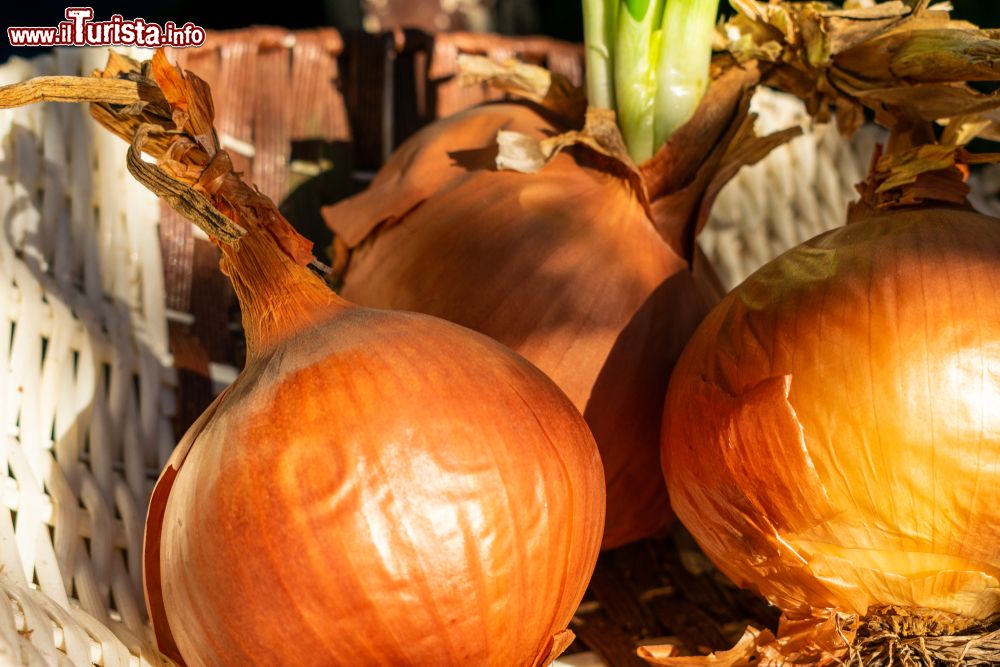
[221,230,349,361]
[846,120,978,224]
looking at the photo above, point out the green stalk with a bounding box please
[582,0,618,109]
[653,0,720,148]
[614,0,663,162]
[581,0,719,161]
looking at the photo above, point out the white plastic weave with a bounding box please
[705,92,1000,289]
[0,49,171,666]
[704,88,886,288]
[971,164,1000,220]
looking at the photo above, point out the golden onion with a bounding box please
[655,2,1000,659]
[663,204,1000,661]
[0,50,608,667]
[136,54,605,667]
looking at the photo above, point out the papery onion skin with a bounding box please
[325,102,714,549]
[663,207,1000,623]
[145,228,606,666]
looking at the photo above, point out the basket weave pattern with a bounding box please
[0,48,169,665]
[705,90,886,288]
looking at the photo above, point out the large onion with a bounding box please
[148,228,605,666]
[648,1,1000,660]
[141,55,604,667]
[0,51,608,666]
[662,203,1000,661]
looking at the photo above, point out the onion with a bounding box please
[147,56,607,667]
[662,202,1000,662]
[148,228,605,666]
[653,9,1000,663]
[323,57,794,549]
[659,125,1000,667]
[0,52,606,666]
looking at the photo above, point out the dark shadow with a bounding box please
[337,30,435,173]
[278,139,366,264]
[580,270,710,553]
[334,30,578,175]
[571,526,780,662]
[446,144,499,171]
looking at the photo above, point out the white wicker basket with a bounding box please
[703,87,887,289]
[0,49,170,666]
[1,43,997,667]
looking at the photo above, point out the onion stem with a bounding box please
[654,0,720,148]
[583,0,617,110]
[582,0,719,163]
[614,0,662,162]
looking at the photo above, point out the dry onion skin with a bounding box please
[655,2,1000,664]
[0,52,606,666]
[323,53,795,549]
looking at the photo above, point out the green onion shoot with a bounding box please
[584,0,721,162]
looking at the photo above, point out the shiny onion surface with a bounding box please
[664,207,1000,626]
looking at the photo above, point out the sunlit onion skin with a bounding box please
[663,206,1000,627]
[145,206,606,665]
[325,102,714,549]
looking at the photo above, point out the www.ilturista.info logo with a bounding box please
[7,8,206,48]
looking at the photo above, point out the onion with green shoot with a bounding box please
[323,0,791,550]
